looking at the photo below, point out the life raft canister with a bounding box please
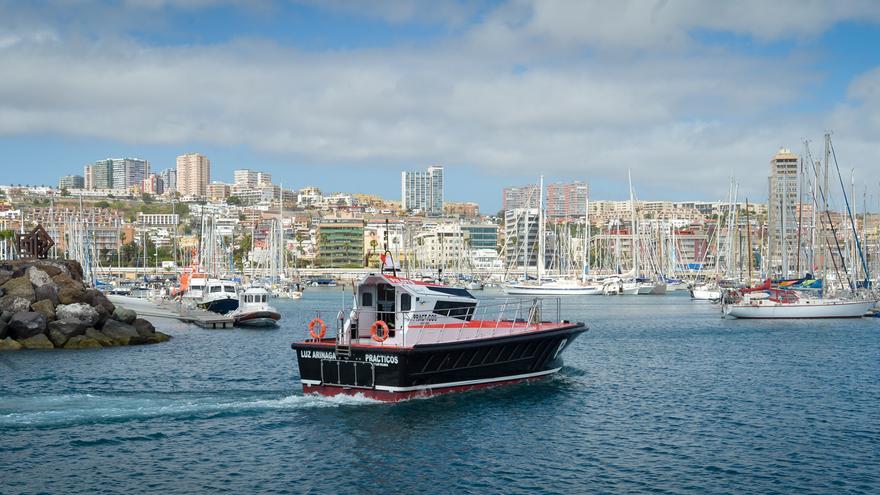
[370,320,390,342]
[308,318,327,339]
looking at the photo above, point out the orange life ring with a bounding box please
[370,320,390,342]
[308,318,327,339]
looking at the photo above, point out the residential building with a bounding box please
[160,168,177,194]
[142,173,164,195]
[58,175,84,189]
[176,153,210,197]
[444,202,480,218]
[502,184,539,211]
[110,158,149,189]
[546,181,589,221]
[207,182,231,201]
[503,208,540,270]
[401,165,444,215]
[413,223,467,268]
[316,219,365,267]
[88,159,114,189]
[767,147,800,276]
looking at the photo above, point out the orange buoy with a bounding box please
[308,318,327,339]
[370,320,390,342]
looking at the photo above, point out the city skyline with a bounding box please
[2,2,880,211]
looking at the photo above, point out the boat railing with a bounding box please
[309,298,563,346]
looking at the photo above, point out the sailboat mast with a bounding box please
[537,175,545,282]
[746,199,753,286]
[628,171,638,278]
[796,156,804,274]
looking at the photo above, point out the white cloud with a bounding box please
[0,0,878,201]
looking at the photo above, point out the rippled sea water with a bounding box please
[1,289,878,494]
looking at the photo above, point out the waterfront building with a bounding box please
[413,223,467,269]
[503,208,540,270]
[316,219,365,267]
[767,148,800,276]
[297,187,323,207]
[462,223,498,251]
[58,175,84,189]
[401,165,444,215]
[502,184,539,211]
[176,153,210,197]
[546,181,589,221]
[160,168,177,194]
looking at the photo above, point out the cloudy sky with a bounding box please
[2,0,880,211]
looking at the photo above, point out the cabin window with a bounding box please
[261,295,267,303]
[400,293,411,311]
[361,292,373,307]
[210,286,222,293]
[224,286,236,293]
[433,301,476,321]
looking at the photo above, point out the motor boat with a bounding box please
[231,286,281,327]
[292,272,588,401]
[198,279,240,314]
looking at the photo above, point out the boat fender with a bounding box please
[308,318,327,339]
[370,320,390,342]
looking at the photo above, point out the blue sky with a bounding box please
[2,0,880,211]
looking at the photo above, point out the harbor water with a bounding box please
[1,290,878,494]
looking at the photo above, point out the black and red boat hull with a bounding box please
[292,322,587,402]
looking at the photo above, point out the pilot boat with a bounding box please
[231,286,281,327]
[198,278,240,314]
[292,271,588,401]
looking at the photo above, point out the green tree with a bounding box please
[227,195,242,206]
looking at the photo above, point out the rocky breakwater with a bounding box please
[0,259,171,351]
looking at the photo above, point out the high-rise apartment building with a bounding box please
[160,168,177,194]
[767,147,800,276]
[234,169,258,188]
[401,165,444,215]
[176,153,210,197]
[502,185,540,211]
[142,173,164,195]
[111,158,149,189]
[88,159,114,189]
[58,175,85,189]
[546,181,589,220]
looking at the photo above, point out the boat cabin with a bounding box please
[346,274,478,344]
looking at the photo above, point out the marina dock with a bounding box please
[107,295,235,329]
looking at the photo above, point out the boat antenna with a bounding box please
[382,218,397,277]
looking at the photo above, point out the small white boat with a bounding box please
[230,287,281,327]
[503,279,603,296]
[637,282,667,295]
[690,283,722,301]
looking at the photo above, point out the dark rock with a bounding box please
[8,311,47,339]
[100,319,139,345]
[154,331,171,343]
[0,337,22,351]
[18,333,53,349]
[85,289,115,314]
[27,267,54,288]
[55,303,100,327]
[48,327,70,347]
[48,319,87,339]
[34,285,59,306]
[131,318,155,336]
[113,307,137,324]
[85,328,115,347]
[10,262,33,278]
[57,285,86,305]
[0,319,7,339]
[1,277,35,302]
[39,265,63,278]
[51,273,78,288]
[0,296,32,314]
[0,269,13,286]
[63,335,101,349]
[31,299,56,322]
[0,310,12,322]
